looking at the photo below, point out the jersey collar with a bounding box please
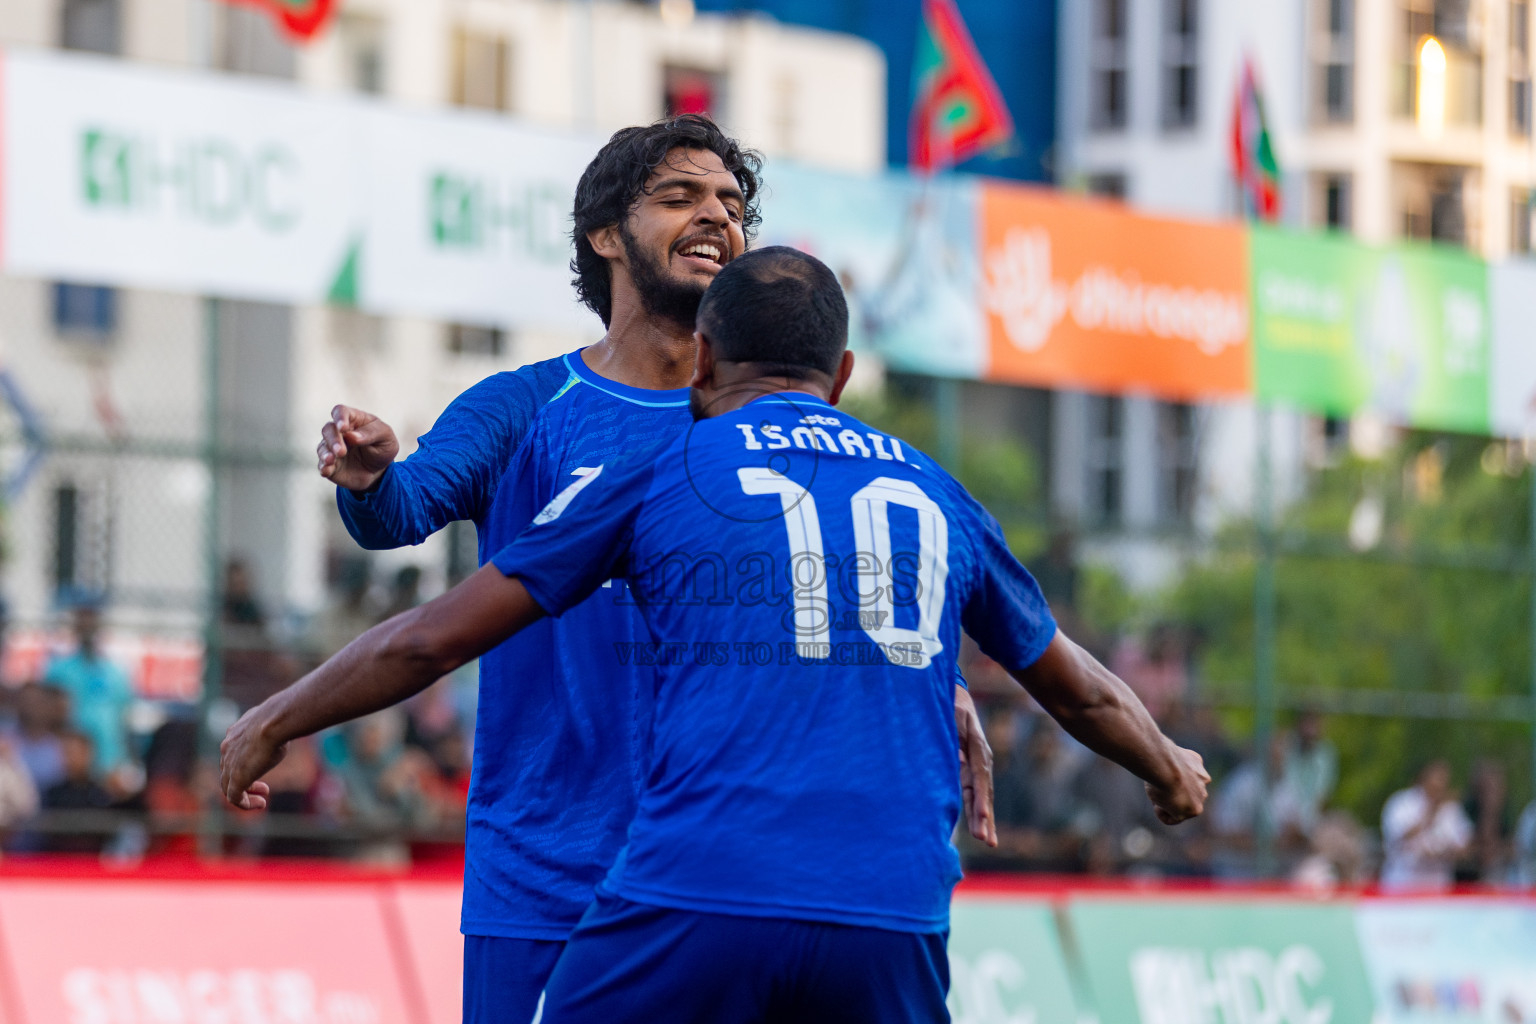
[564,350,692,408]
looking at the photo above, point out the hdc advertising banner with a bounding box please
[1250,226,1492,433]
[357,106,601,333]
[1068,898,1375,1024]
[979,184,1251,401]
[946,899,1080,1023]
[0,47,361,305]
[758,164,987,380]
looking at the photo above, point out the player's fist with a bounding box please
[318,405,399,492]
[219,705,285,812]
[1145,745,1209,826]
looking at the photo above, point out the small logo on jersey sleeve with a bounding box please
[532,465,604,524]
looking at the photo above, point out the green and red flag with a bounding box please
[908,0,1013,171]
[1230,55,1281,221]
[221,0,337,43]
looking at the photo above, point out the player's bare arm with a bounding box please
[1011,631,1209,825]
[953,685,997,847]
[220,565,545,810]
[317,404,400,491]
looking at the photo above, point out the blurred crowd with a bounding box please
[961,632,1536,889]
[0,552,1534,889]
[0,557,472,863]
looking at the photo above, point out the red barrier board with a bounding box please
[386,883,463,1024]
[0,880,418,1024]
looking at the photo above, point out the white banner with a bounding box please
[359,107,601,333]
[1,48,361,305]
[1491,262,1536,439]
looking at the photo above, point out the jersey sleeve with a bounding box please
[336,366,561,549]
[956,495,1058,673]
[490,453,661,617]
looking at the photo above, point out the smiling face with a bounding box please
[603,147,747,327]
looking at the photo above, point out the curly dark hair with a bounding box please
[571,115,763,327]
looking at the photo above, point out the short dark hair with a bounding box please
[697,246,848,379]
[571,115,763,327]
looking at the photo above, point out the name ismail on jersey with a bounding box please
[733,413,912,462]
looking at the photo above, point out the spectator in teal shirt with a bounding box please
[44,605,133,783]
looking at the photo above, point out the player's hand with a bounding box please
[219,705,286,811]
[1145,745,1210,826]
[954,685,997,847]
[318,404,399,492]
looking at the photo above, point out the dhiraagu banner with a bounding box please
[1068,897,1375,1024]
[947,899,1079,1024]
[1250,226,1491,433]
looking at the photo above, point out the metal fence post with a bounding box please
[1253,403,1278,876]
[196,296,225,859]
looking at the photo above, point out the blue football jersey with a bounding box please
[492,392,1057,933]
[340,350,691,940]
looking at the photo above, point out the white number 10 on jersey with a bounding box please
[738,469,949,669]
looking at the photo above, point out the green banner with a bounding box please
[1068,898,1375,1024]
[1250,226,1491,433]
[948,900,1080,1024]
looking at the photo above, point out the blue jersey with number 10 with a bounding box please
[492,392,1057,933]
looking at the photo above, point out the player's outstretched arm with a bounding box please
[317,404,400,492]
[220,565,546,810]
[1010,631,1209,826]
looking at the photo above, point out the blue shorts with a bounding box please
[463,935,564,1024]
[540,893,950,1024]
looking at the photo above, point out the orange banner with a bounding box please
[981,184,1251,399]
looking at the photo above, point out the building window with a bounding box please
[1085,172,1128,199]
[340,14,387,95]
[447,323,506,358]
[1513,2,1532,135]
[1514,188,1534,254]
[1398,0,1483,125]
[61,0,121,54]
[664,66,722,118]
[452,30,512,112]
[1085,395,1124,526]
[1314,173,1353,230]
[1399,163,1473,246]
[1161,0,1200,129]
[52,283,117,340]
[1090,0,1129,131]
[1156,402,1198,524]
[1315,0,1355,122]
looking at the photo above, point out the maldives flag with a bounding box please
[908,0,1014,171]
[1230,56,1281,221]
[221,0,337,43]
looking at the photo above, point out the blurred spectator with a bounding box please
[980,710,1088,871]
[256,737,342,858]
[40,729,115,853]
[1074,753,1208,878]
[1291,811,1371,890]
[1460,759,1513,884]
[1282,710,1337,826]
[1515,799,1536,888]
[141,719,203,854]
[379,565,423,622]
[315,557,376,659]
[1110,624,1187,720]
[1380,759,1473,891]
[403,677,461,753]
[0,735,39,832]
[222,557,267,628]
[1210,735,1312,878]
[44,605,135,790]
[337,709,437,831]
[4,682,68,792]
[1163,698,1240,783]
